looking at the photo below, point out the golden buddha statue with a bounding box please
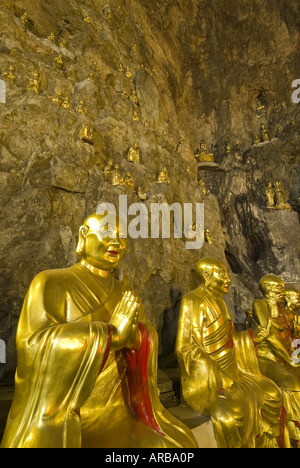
[47,32,56,42]
[55,54,66,71]
[132,111,140,122]
[137,187,147,201]
[76,100,87,115]
[103,159,114,179]
[79,124,93,145]
[51,90,64,106]
[128,142,141,163]
[130,88,139,104]
[1,213,197,448]
[252,275,300,447]
[284,288,300,339]
[157,167,171,185]
[176,257,286,448]
[2,65,17,85]
[195,141,215,163]
[21,12,29,26]
[274,180,292,211]
[61,97,72,110]
[265,182,275,209]
[27,71,41,94]
[260,123,271,142]
[204,229,214,244]
[112,164,124,187]
[124,172,135,191]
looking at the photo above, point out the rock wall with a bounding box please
[0,0,299,379]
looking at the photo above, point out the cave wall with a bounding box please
[0,0,299,378]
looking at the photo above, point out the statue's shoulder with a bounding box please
[182,287,206,306]
[30,265,77,293]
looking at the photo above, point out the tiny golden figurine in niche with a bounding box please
[51,90,63,106]
[27,71,41,94]
[103,160,114,178]
[260,123,271,142]
[48,32,56,42]
[265,182,276,210]
[61,97,72,110]
[55,54,66,71]
[132,111,140,122]
[128,142,141,163]
[112,164,125,187]
[273,180,292,211]
[79,124,94,145]
[137,187,147,201]
[3,65,17,85]
[195,141,215,163]
[130,88,139,104]
[21,12,29,26]
[76,100,87,115]
[124,172,135,191]
[157,167,171,185]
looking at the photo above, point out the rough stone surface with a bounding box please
[0,0,299,380]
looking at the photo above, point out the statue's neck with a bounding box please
[79,259,111,279]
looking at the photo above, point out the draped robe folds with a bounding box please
[1,263,197,449]
[176,287,284,449]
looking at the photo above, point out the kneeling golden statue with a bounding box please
[1,213,197,449]
[176,257,287,448]
[252,276,300,447]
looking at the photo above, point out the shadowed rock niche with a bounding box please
[0,0,299,388]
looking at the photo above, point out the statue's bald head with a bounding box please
[284,287,300,310]
[259,275,284,294]
[196,257,231,296]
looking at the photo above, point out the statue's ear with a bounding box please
[76,224,90,255]
[203,270,211,285]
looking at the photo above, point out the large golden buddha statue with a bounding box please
[176,257,287,448]
[1,213,197,449]
[252,275,300,447]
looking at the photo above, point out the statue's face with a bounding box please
[203,262,231,296]
[285,290,300,309]
[263,279,285,303]
[82,215,127,270]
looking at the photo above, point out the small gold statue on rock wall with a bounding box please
[128,142,141,163]
[55,54,66,71]
[157,167,171,185]
[3,65,17,85]
[27,71,41,94]
[112,164,125,187]
[260,123,271,142]
[124,172,135,191]
[52,90,64,106]
[79,124,94,145]
[265,182,276,209]
[274,180,292,211]
[195,141,215,163]
[76,100,87,115]
[103,160,114,179]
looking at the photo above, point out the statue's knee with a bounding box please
[211,396,235,426]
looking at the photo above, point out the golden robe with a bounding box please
[176,288,284,448]
[1,263,197,448]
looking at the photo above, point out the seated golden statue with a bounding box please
[176,257,286,448]
[260,123,271,142]
[27,71,41,94]
[2,65,17,85]
[252,275,300,447]
[128,142,141,163]
[273,180,292,211]
[284,288,300,338]
[157,167,171,184]
[1,213,197,448]
[195,141,215,163]
[265,182,275,209]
